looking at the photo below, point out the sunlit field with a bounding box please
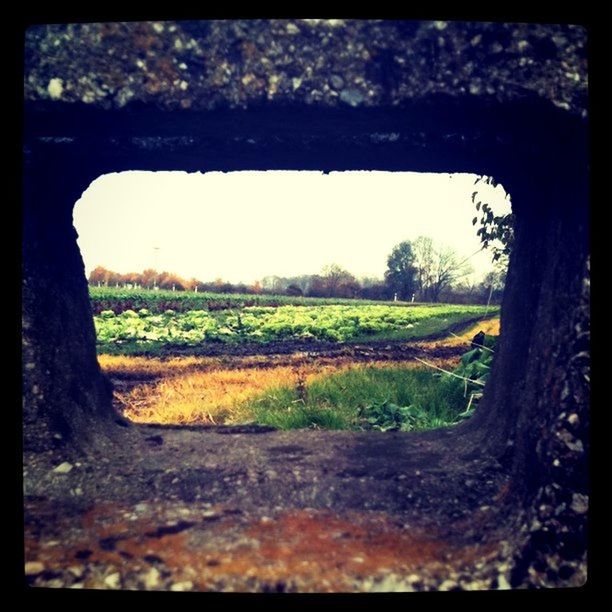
[102,318,499,430]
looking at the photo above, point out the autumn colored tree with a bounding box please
[140,268,158,289]
[88,266,111,286]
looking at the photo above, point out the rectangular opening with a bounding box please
[73,169,511,431]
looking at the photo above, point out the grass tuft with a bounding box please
[246,365,468,431]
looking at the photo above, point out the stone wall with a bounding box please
[25,20,586,115]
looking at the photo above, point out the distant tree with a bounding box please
[410,236,473,302]
[385,241,416,300]
[261,276,285,294]
[105,270,121,287]
[212,278,234,293]
[412,236,436,299]
[308,265,361,298]
[428,245,473,302]
[439,278,483,304]
[89,266,111,286]
[360,282,390,301]
[357,277,388,301]
[122,272,140,287]
[250,281,263,294]
[169,273,188,290]
[157,271,171,289]
[185,277,201,291]
[140,268,158,289]
[481,258,508,303]
[325,264,361,298]
[286,284,304,296]
[308,275,325,297]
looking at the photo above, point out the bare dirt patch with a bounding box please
[24,423,511,592]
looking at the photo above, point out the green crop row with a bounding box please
[94,303,498,353]
[88,286,421,314]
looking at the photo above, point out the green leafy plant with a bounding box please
[360,400,429,432]
[443,335,497,420]
[94,303,498,354]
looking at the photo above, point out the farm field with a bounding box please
[96,304,499,431]
[89,285,417,314]
[94,301,498,355]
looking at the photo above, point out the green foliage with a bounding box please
[94,303,498,353]
[354,338,497,431]
[360,401,430,432]
[246,365,470,432]
[441,335,497,420]
[89,285,414,314]
[385,241,417,300]
[472,176,515,262]
[250,401,350,431]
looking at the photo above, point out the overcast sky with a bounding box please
[73,170,511,285]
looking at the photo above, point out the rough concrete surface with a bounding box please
[25,20,587,116]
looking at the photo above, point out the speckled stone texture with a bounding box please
[24,20,586,116]
[22,19,589,591]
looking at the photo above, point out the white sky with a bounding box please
[73,171,511,285]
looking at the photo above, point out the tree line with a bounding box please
[89,236,506,304]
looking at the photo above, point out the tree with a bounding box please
[481,258,508,304]
[384,241,416,300]
[412,236,436,300]
[88,265,111,286]
[322,264,360,298]
[411,236,472,302]
[286,284,303,296]
[359,277,389,301]
[122,271,140,287]
[185,277,201,291]
[261,275,284,294]
[309,264,360,298]
[430,245,473,302]
[140,268,158,289]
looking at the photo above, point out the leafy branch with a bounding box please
[471,175,515,263]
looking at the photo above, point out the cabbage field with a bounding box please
[94,303,498,354]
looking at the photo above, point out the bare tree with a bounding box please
[412,236,436,300]
[311,264,361,298]
[412,236,472,302]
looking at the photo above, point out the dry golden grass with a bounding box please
[98,355,209,378]
[113,357,459,425]
[104,318,500,426]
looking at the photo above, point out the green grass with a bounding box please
[245,366,469,431]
